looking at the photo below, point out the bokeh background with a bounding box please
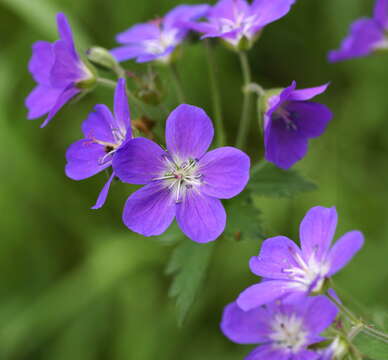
[1,0,388,359]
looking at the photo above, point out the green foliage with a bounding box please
[224,193,266,242]
[249,162,317,198]
[354,331,388,360]
[166,239,214,326]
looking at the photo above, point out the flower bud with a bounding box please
[86,46,122,74]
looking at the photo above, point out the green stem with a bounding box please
[235,51,252,149]
[362,325,388,344]
[96,77,148,117]
[169,63,186,103]
[205,40,226,147]
[326,292,360,325]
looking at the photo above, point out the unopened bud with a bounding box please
[86,46,121,73]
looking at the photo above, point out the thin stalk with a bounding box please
[326,292,360,325]
[362,325,388,344]
[205,40,226,147]
[96,77,148,117]
[169,62,186,103]
[235,51,252,149]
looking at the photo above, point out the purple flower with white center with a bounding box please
[110,4,209,63]
[237,206,364,311]
[221,295,338,360]
[65,78,131,209]
[264,81,332,170]
[112,104,250,243]
[26,13,95,128]
[329,0,388,62]
[190,0,295,48]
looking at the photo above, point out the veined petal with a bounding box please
[41,85,80,128]
[91,173,115,210]
[328,18,384,62]
[122,182,176,236]
[251,0,296,28]
[221,302,270,344]
[166,104,214,160]
[28,41,54,85]
[82,104,115,143]
[249,236,302,279]
[65,139,110,180]
[245,345,289,360]
[116,23,160,44]
[199,147,250,199]
[286,102,332,139]
[289,83,330,101]
[114,78,131,135]
[303,296,338,335]
[56,13,79,60]
[25,85,62,120]
[327,231,364,276]
[237,280,298,311]
[176,191,226,243]
[374,0,388,30]
[112,137,167,185]
[299,206,338,261]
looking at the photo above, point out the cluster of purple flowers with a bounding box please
[222,206,364,359]
[24,0,381,358]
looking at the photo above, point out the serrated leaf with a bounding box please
[166,239,214,326]
[353,331,388,360]
[249,161,317,198]
[224,193,266,241]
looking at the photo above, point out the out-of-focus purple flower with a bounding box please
[112,104,250,243]
[191,0,296,49]
[66,79,131,209]
[263,81,332,170]
[111,4,209,63]
[329,0,388,62]
[26,13,96,128]
[221,296,338,360]
[237,206,364,311]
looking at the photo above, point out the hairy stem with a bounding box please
[169,63,186,103]
[235,51,253,149]
[205,40,226,147]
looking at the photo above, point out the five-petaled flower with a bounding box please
[221,296,338,360]
[26,13,96,128]
[112,104,250,243]
[237,206,364,311]
[263,81,332,170]
[190,0,295,49]
[111,4,209,63]
[329,0,388,62]
[65,78,132,209]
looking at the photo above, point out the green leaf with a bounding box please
[353,331,388,360]
[249,161,317,198]
[166,239,214,326]
[224,193,266,242]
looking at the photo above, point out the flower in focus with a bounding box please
[237,206,364,311]
[221,296,338,360]
[328,0,388,62]
[65,79,131,209]
[263,81,332,170]
[112,104,250,243]
[111,4,209,63]
[26,13,96,128]
[191,0,295,49]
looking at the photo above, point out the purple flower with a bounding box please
[221,296,338,360]
[191,0,295,48]
[65,78,131,209]
[26,13,95,128]
[317,337,348,360]
[264,81,332,170]
[111,4,209,63]
[112,104,250,243]
[237,206,364,311]
[329,0,388,62]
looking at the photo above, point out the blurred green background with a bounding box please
[1,0,388,359]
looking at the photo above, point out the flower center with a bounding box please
[282,250,330,293]
[143,29,179,55]
[154,156,203,203]
[273,105,298,131]
[269,313,307,353]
